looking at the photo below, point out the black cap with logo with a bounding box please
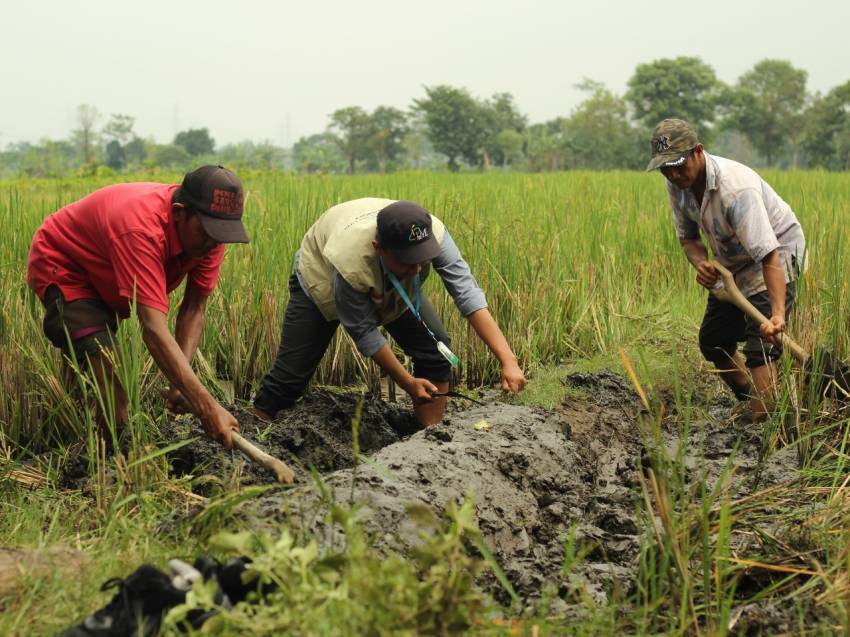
[180,165,249,243]
[376,200,441,264]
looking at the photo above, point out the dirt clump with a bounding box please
[161,389,419,488]
[236,373,648,604]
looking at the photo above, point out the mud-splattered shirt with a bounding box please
[668,152,807,298]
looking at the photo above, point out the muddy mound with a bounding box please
[239,392,645,604]
[163,389,419,487]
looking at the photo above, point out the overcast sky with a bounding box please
[2,0,848,148]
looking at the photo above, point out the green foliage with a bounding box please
[174,128,216,157]
[724,59,808,166]
[479,92,527,168]
[414,85,490,171]
[72,103,101,165]
[104,140,126,171]
[164,498,492,636]
[216,141,289,171]
[367,105,409,172]
[329,106,373,174]
[102,114,136,147]
[562,80,644,170]
[626,56,721,141]
[152,143,192,168]
[293,132,348,173]
[800,81,850,170]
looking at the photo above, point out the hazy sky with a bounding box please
[2,0,848,147]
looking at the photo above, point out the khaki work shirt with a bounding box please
[668,153,806,298]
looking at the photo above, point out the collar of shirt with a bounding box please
[703,152,719,195]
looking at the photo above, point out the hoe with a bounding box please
[710,260,850,399]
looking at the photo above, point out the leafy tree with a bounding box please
[799,81,850,170]
[174,128,215,156]
[104,140,126,170]
[480,92,527,168]
[525,120,566,172]
[153,143,192,167]
[724,59,808,166]
[102,114,136,146]
[329,107,373,174]
[368,106,408,172]
[625,57,720,140]
[492,130,524,168]
[3,140,76,177]
[217,141,289,170]
[401,116,443,170]
[562,80,644,169]
[293,133,348,173]
[414,85,489,171]
[72,104,101,164]
[124,136,147,166]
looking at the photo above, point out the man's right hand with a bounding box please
[404,377,439,404]
[695,260,719,289]
[200,404,240,449]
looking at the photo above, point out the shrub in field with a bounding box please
[165,499,493,636]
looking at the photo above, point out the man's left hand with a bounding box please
[161,387,193,414]
[760,315,787,346]
[501,361,527,394]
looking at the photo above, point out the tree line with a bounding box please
[2,56,849,178]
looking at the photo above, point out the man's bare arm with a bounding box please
[137,304,238,447]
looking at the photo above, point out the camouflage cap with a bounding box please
[646,119,699,171]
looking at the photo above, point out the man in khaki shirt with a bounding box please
[648,119,806,421]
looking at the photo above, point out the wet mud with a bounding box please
[149,373,800,630]
[162,389,419,490]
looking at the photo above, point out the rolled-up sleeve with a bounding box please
[727,189,779,262]
[334,271,387,357]
[432,231,487,316]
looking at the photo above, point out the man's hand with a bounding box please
[501,361,527,393]
[760,315,787,346]
[200,404,240,449]
[161,387,192,414]
[695,260,719,289]
[404,377,439,404]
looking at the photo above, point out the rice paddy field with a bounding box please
[2,170,850,635]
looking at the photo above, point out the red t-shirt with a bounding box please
[27,182,225,318]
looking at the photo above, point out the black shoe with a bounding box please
[190,555,259,605]
[57,564,186,637]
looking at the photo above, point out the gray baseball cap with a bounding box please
[646,119,700,171]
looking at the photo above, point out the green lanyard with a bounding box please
[384,264,459,368]
[386,270,427,330]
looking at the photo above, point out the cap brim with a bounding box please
[646,152,688,172]
[391,235,441,264]
[198,214,250,244]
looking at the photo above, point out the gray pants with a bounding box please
[254,274,452,417]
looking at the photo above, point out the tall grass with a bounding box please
[2,170,848,446]
[2,170,850,635]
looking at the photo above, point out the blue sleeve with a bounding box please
[431,231,488,316]
[333,271,387,357]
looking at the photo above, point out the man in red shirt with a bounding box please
[27,165,248,448]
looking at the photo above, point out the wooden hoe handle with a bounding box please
[708,260,808,364]
[231,431,296,484]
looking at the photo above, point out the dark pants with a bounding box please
[698,282,796,370]
[41,285,118,364]
[254,274,452,417]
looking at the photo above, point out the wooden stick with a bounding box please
[709,261,809,364]
[231,432,295,484]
